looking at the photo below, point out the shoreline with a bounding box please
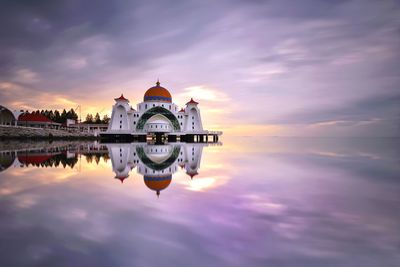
[0,125,97,141]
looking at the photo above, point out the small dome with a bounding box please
[144,80,172,103]
[186,98,198,105]
[115,94,129,102]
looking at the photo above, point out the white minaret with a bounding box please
[184,98,203,132]
[108,94,133,133]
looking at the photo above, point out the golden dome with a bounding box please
[144,80,172,103]
[144,175,172,196]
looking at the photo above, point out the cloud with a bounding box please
[0,0,399,136]
[176,86,230,103]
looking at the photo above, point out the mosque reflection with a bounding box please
[0,142,220,196]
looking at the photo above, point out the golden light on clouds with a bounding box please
[0,80,112,117]
[175,85,230,103]
[174,174,230,192]
[173,85,235,131]
[54,96,78,107]
[185,177,217,191]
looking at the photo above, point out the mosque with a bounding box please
[101,80,221,142]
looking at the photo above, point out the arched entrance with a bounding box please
[0,106,16,126]
[136,145,181,171]
[136,106,180,132]
[144,114,173,133]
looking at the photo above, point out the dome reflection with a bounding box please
[107,142,208,197]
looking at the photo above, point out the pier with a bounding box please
[99,130,222,144]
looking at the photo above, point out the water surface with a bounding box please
[0,137,399,267]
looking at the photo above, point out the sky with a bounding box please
[0,0,399,137]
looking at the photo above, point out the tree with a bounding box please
[102,114,110,124]
[70,108,78,120]
[66,108,78,121]
[85,113,93,123]
[94,113,101,124]
[54,110,61,123]
[61,109,67,123]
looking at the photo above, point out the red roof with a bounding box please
[187,171,198,179]
[186,98,199,105]
[18,154,54,164]
[18,113,54,123]
[179,108,185,112]
[115,175,128,183]
[115,94,129,102]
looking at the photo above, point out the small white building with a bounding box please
[101,80,220,142]
[0,106,23,126]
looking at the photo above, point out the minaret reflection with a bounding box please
[108,144,136,183]
[107,143,206,196]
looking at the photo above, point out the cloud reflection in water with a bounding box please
[0,138,399,267]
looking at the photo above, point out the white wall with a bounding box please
[109,103,130,131]
[184,105,203,132]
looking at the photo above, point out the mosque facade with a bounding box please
[101,80,221,142]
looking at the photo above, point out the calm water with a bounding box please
[0,137,399,267]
